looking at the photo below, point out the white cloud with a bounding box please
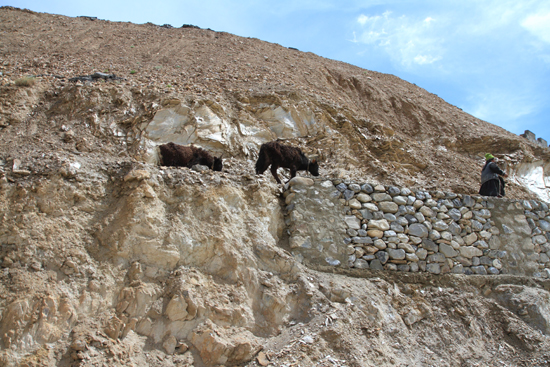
[354,11,442,68]
[351,1,550,72]
[452,0,546,35]
[521,12,550,43]
[414,55,440,65]
[357,14,369,26]
[466,89,539,129]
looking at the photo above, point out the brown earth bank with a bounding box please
[1,6,550,367]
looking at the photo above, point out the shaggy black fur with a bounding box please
[255,141,319,184]
[158,142,223,171]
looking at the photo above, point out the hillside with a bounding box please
[1,6,550,367]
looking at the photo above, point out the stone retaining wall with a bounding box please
[284,177,550,278]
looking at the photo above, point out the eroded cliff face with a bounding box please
[3,76,550,200]
[511,160,550,202]
[2,163,550,367]
[0,162,311,365]
[2,6,550,367]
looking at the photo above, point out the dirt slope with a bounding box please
[1,6,550,367]
[1,6,548,198]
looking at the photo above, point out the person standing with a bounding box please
[479,153,508,197]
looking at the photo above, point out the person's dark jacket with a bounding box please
[481,161,505,184]
[479,160,506,196]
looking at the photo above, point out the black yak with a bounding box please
[158,142,223,171]
[255,141,319,184]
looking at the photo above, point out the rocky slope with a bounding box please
[1,6,550,367]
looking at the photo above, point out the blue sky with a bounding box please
[4,1,550,143]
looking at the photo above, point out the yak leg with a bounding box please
[270,165,282,184]
[287,168,298,183]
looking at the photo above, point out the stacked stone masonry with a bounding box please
[284,177,550,278]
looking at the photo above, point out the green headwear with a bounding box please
[485,153,494,161]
